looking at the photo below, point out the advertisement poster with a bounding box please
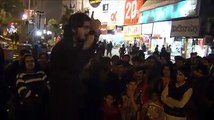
[124,0,144,25]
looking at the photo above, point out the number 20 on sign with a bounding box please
[124,0,143,25]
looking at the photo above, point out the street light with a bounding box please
[36,11,44,30]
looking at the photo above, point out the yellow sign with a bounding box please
[89,0,102,8]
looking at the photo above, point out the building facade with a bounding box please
[20,0,63,21]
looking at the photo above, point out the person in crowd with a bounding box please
[15,54,49,120]
[173,56,186,70]
[144,56,161,89]
[191,63,213,120]
[0,43,4,69]
[0,43,8,120]
[10,32,19,44]
[49,12,98,120]
[100,40,107,56]
[138,50,145,61]
[133,66,149,104]
[119,44,126,58]
[154,45,159,53]
[111,55,120,66]
[141,43,147,53]
[102,93,121,120]
[107,41,113,57]
[121,54,130,64]
[160,50,172,65]
[131,56,143,67]
[166,45,172,55]
[4,49,31,118]
[90,19,101,41]
[120,79,140,120]
[37,52,50,76]
[161,45,166,54]
[105,60,127,104]
[5,49,32,93]
[161,65,193,120]
[132,66,150,120]
[186,52,198,68]
[144,90,165,120]
[80,56,111,120]
[155,64,174,96]
[132,44,139,57]
[127,44,132,55]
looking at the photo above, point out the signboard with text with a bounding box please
[123,25,141,35]
[124,0,144,25]
[86,0,125,25]
[170,18,199,37]
[140,0,198,23]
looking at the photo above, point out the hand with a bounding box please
[90,19,101,32]
[82,34,95,50]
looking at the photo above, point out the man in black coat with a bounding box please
[49,12,97,120]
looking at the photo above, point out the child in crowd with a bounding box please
[102,93,121,120]
[145,91,165,120]
[120,79,140,120]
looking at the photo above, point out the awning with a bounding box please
[139,0,181,12]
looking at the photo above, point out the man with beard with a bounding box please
[49,12,97,120]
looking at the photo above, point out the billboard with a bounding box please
[86,0,125,25]
[124,0,145,25]
[139,0,198,23]
[171,18,200,37]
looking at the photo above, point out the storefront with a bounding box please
[141,23,153,52]
[138,0,199,57]
[99,25,124,47]
[123,24,142,47]
[171,18,208,58]
[151,21,173,52]
[85,0,127,46]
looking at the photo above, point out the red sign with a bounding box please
[124,0,144,25]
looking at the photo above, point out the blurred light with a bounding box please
[22,14,28,20]
[47,31,52,35]
[36,30,42,36]
[7,25,17,34]
[59,24,63,29]
[43,30,47,34]
[29,19,33,24]
[41,36,45,39]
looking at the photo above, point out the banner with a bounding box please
[124,0,144,25]
[170,18,199,37]
[123,25,141,35]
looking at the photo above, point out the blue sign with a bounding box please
[140,0,198,23]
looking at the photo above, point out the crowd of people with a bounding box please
[0,12,214,120]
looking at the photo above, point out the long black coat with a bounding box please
[49,39,94,120]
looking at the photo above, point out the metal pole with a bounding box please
[81,0,83,11]
[28,0,31,10]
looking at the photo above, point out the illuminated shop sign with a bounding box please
[123,25,141,35]
[171,18,199,37]
[140,0,198,23]
[124,0,144,25]
[141,23,153,34]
